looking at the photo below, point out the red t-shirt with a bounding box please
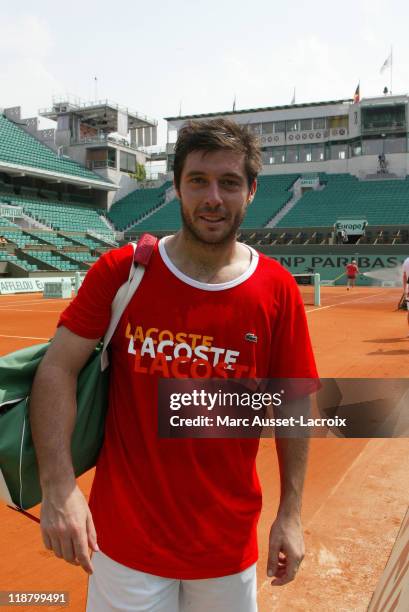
[58,238,318,579]
[346,263,358,277]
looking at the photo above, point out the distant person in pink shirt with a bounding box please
[346,260,359,290]
[403,257,409,336]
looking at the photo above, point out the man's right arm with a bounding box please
[29,326,101,574]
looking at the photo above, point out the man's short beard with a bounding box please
[179,198,247,246]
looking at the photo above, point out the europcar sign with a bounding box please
[335,220,368,235]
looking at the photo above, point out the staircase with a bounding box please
[266,178,303,228]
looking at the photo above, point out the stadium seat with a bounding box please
[278,173,409,227]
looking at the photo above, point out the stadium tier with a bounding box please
[22,231,78,249]
[0,193,115,239]
[129,197,181,233]
[66,235,108,250]
[0,217,19,228]
[0,114,108,183]
[0,252,39,271]
[122,174,299,233]
[0,228,43,248]
[241,174,299,228]
[24,250,81,271]
[65,252,98,263]
[107,181,172,231]
[278,173,409,227]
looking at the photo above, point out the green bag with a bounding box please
[0,233,156,510]
[0,343,109,510]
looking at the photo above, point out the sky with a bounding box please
[0,0,408,145]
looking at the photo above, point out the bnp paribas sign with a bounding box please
[335,220,368,235]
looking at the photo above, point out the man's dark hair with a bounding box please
[173,118,262,191]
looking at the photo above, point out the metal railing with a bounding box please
[72,135,142,152]
[362,122,406,134]
[86,160,116,170]
[39,97,157,126]
[86,229,117,246]
[0,205,23,218]
[139,145,167,156]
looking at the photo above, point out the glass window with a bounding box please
[274,121,286,133]
[57,115,70,130]
[362,140,383,155]
[331,144,348,160]
[261,147,274,164]
[311,144,325,161]
[384,138,406,153]
[120,152,136,172]
[286,120,299,132]
[128,154,136,173]
[362,105,406,130]
[261,122,274,134]
[313,117,327,130]
[249,123,261,135]
[167,154,175,171]
[300,119,312,131]
[271,149,285,164]
[119,152,127,171]
[299,145,312,162]
[286,146,299,163]
[329,115,348,129]
[351,144,362,157]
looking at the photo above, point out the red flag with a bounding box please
[353,83,360,103]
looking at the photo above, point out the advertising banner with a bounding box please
[335,219,368,235]
[0,277,72,295]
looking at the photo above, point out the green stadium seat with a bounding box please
[0,114,110,184]
[277,173,409,227]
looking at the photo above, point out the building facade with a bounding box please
[165,95,409,178]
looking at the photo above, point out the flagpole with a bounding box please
[390,45,393,94]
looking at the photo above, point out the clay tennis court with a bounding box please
[1,287,409,611]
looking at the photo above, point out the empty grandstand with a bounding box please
[2,92,409,288]
[277,173,409,227]
[0,114,110,183]
[120,175,299,234]
[0,104,128,280]
[0,193,114,238]
[241,174,299,228]
[108,181,172,230]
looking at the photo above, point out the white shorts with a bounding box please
[86,551,258,612]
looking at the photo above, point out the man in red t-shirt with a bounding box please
[346,259,359,290]
[30,119,318,611]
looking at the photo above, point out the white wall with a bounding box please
[260,153,409,178]
[110,174,139,206]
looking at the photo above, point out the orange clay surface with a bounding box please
[0,287,408,611]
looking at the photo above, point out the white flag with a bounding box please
[291,87,296,105]
[380,52,392,74]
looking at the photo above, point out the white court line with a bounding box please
[0,309,62,313]
[0,334,49,340]
[0,299,69,309]
[306,291,388,313]
[0,295,43,303]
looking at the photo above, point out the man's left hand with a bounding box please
[266,514,305,586]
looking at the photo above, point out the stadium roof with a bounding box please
[165,99,353,121]
[0,114,115,190]
[40,98,157,130]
